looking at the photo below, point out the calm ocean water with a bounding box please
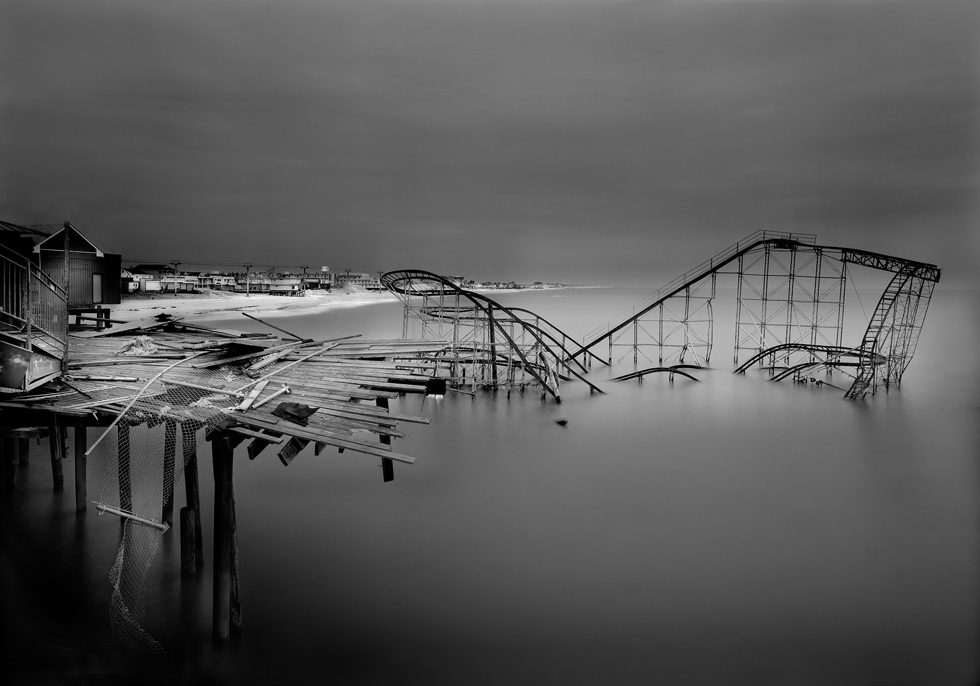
[4,287,979,685]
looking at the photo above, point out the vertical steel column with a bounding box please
[400,278,409,339]
[784,247,796,354]
[734,254,744,365]
[809,249,822,359]
[706,272,716,363]
[633,319,638,366]
[22,256,32,352]
[488,305,498,385]
[759,244,771,354]
[658,303,664,365]
[62,224,70,371]
[680,287,691,364]
[837,262,847,349]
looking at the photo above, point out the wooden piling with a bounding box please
[230,482,242,635]
[3,435,15,491]
[74,424,86,512]
[180,507,198,577]
[376,398,394,483]
[18,437,29,466]
[48,418,64,491]
[212,434,234,642]
[182,427,204,574]
[162,420,177,527]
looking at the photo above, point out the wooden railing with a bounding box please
[0,242,68,359]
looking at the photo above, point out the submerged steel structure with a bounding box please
[384,231,940,400]
[574,231,939,399]
[381,270,603,401]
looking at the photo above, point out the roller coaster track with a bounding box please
[732,343,882,375]
[381,270,603,401]
[385,231,939,401]
[570,230,939,398]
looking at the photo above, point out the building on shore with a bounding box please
[35,223,121,307]
[197,272,237,291]
[336,271,382,290]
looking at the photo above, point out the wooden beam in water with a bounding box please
[212,433,234,642]
[48,417,64,491]
[180,507,198,577]
[231,415,416,464]
[74,424,86,512]
[277,437,309,466]
[18,437,29,466]
[3,435,15,491]
[376,397,394,483]
[182,426,203,575]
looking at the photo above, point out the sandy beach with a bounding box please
[110,286,587,325]
[112,288,397,323]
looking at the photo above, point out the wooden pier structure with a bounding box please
[1,313,447,647]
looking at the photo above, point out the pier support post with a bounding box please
[182,428,204,574]
[3,435,15,491]
[212,433,236,642]
[376,397,394,482]
[18,437,29,466]
[74,424,86,512]
[180,507,198,577]
[230,484,242,635]
[48,418,64,491]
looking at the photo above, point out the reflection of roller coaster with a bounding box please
[384,231,940,400]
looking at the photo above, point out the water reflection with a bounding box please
[3,288,978,684]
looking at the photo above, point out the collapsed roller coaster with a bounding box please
[383,230,940,401]
[381,269,603,401]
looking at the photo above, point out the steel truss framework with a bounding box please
[381,270,603,402]
[575,231,941,399]
[385,233,939,401]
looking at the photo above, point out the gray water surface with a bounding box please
[3,287,978,685]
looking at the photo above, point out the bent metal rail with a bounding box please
[386,231,940,400]
[573,231,939,399]
[381,269,602,402]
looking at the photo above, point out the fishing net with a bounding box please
[94,353,250,653]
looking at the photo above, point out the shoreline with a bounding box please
[110,285,601,323]
[112,289,398,323]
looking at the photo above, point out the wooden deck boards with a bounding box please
[3,322,449,465]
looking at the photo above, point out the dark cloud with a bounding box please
[2,0,977,284]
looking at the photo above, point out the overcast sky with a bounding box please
[2,0,977,284]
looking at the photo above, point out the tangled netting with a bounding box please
[95,355,250,653]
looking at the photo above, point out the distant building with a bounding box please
[129,264,172,279]
[235,273,271,293]
[270,277,302,296]
[336,272,382,290]
[198,272,237,290]
[159,274,199,293]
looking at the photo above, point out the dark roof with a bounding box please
[130,264,172,273]
[0,219,51,238]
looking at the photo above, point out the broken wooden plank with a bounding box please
[235,380,270,411]
[231,415,416,464]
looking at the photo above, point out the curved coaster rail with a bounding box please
[382,270,602,402]
[573,231,939,399]
[385,231,939,401]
